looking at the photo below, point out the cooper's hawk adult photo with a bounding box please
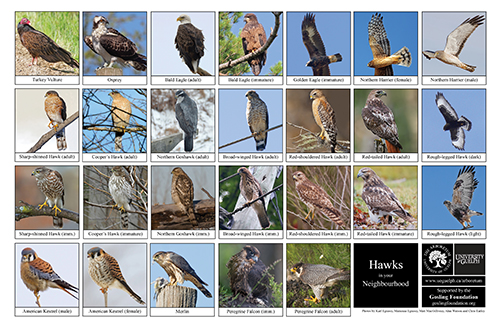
[109,91,132,152]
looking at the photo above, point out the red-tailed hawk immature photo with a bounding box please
[241,13,267,76]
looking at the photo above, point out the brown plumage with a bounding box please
[292,171,346,228]
[109,166,133,229]
[310,89,338,153]
[109,91,132,152]
[362,90,402,153]
[171,167,197,226]
[31,167,65,228]
[175,14,205,74]
[245,90,269,151]
[44,90,67,151]
[238,167,270,229]
[241,13,267,76]
[226,245,269,306]
[17,17,79,68]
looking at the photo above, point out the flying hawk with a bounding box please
[422,15,484,72]
[175,14,205,74]
[17,18,79,69]
[362,90,402,153]
[84,16,147,71]
[444,166,483,230]
[241,13,267,76]
[435,92,472,151]
[174,90,198,152]
[301,13,342,76]
[357,167,416,225]
[367,13,411,76]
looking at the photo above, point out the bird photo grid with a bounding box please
[11,3,494,323]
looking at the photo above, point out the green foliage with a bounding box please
[219,12,249,76]
[268,61,282,76]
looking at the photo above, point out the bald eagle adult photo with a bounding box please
[175,14,205,75]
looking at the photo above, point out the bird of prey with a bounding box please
[292,171,346,228]
[422,15,485,72]
[241,13,267,76]
[44,90,67,151]
[301,13,342,76]
[357,167,416,225]
[367,13,411,76]
[175,90,198,152]
[84,16,147,71]
[152,251,212,298]
[310,89,338,153]
[443,166,483,230]
[109,91,132,152]
[108,166,133,229]
[245,90,269,152]
[171,167,197,226]
[17,17,79,68]
[289,262,350,303]
[20,247,78,307]
[175,14,205,74]
[31,167,65,228]
[435,92,472,151]
[87,247,145,305]
[238,167,270,229]
[226,245,269,307]
[362,90,402,153]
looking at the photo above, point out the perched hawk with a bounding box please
[108,166,133,229]
[109,91,132,152]
[238,167,270,229]
[17,18,79,68]
[444,166,483,230]
[362,90,402,153]
[175,14,205,74]
[357,167,415,225]
[292,171,345,228]
[152,251,212,298]
[290,262,350,303]
[245,90,269,151]
[241,13,267,76]
[171,167,197,226]
[44,90,67,151]
[226,245,269,307]
[367,13,411,76]
[301,13,342,76]
[31,167,65,228]
[175,90,198,152]
[435,92,472,151]
[310,89,337,153]
[84,16,147,71]
[423,15,484,72]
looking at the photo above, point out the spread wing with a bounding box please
[435,92,459,124]
[368,13,392,76]
[451,166,478,209]
[444,15,485,57]
[302,13,329,75]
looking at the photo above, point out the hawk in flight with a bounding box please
[435,92,472,151]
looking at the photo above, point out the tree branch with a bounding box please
[15,200,79,224]
[219,124,282,150]
[27,111,79,153]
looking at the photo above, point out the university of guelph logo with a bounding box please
[422,244,453,275]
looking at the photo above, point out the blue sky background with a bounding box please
[226,12,283,76]
[422,12,486,76]
[422,89,486,153]
[83,12,147,75]
[422,166,486,230]
[152,12,215,76]
[219,89,282,153]
[354,12,418,76]
[150,243,214,308]
[286,12,351,76]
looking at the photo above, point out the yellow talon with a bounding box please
[37,200,49,210]
[52,205,62,217]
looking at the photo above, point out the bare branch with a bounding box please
[219,124,282,150]
[16,201,79,224]
[27,111,79,153]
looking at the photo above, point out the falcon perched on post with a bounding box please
[152,251,212,298]
[241,13,267,76]
[367,13,411,76]
[171,167,197,226]
[444,166,483,230]
[301,13,342,76]
[175,14,205,74]
[44,90,67,151]
[310,89,337,153]
[109,91,132,152]
[226,245,270,307]
[17,17,79,69]
[245,90,269,152]
[237,167,270,229]
[422,15,484,72]
[175,90,198,152]
[292,171,346,228]
[31,167,65,228]
[289,262,350,303]
[84,16,147,71]
[435,92,472,151]
[357,167,415,225]
[362,90,402,153]
[108,166,133,230]
[20,247,78,307]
